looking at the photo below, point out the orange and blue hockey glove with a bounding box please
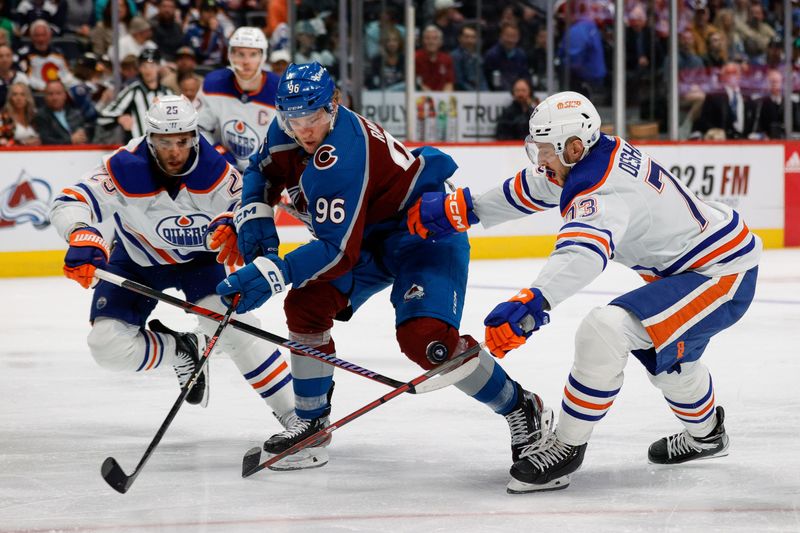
[205,211,243,267]
[407,187,479,241]
[63,226,109,288]
[484,288,550,358]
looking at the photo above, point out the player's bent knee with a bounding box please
[574,306,633,368]
[396,317,460,370]
[284,284,348,334]
[87,318,140,371]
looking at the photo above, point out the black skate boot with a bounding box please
[149,319,210,407]
[648,406,729,464]
[265,382,334,471]
[505,383,554,462]
[507,432,588,493]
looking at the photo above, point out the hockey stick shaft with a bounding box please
[101,295,239,494]
[241,341,484,478]
[93,268,409,391]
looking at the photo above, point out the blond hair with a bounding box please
[3,82,36,124]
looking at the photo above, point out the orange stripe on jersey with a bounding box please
[563,387,615,411]
[127,226,178,264]
[145,331,159,370]
[670,394,715,418]
[513,171,543,211]
[689,224,750,269]
[639,273,662,283]
[62,187,88,204]
[251,361,288,390]
[558,231,611,257]
[645,274,738,349]
[560,137,621,217]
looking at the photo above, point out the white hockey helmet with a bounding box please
[145,94,200,176]
[228,26,268,77]
[525,91,602,168]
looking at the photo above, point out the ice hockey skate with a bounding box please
[505,383,554,462]
[149,319,210,407]
[506,431,588,494]
[648,406,729,464]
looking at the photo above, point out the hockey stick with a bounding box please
[241,341,485,478]
[93,269,469,394]
[100,295,240,494]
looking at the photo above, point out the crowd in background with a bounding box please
[0,0,797,146]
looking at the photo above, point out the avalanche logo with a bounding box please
[0,170,52,229]
[156,213,211,247]
[313,145,338,170]
[403,283,425,302]
[222,119,259,159]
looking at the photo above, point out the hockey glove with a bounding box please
[484,288,550,358]
[205,211,243,267]
[216,254,289,313]
[407,188,479,241]
[63,226,109,288]
[235,202,280,264]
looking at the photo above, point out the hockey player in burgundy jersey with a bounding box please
[212,62,550,475]
[408,91,761,492]
[49,95,295,431]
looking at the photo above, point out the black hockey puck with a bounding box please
[426,341,449,364]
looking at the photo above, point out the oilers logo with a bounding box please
[156,214,211,247]
[222,120,259,159]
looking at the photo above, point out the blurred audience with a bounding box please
[495,78,537,140]
[33,79,88,145]
[0,45,30,108]
[415,25,454,91]
[451,24,487,91]
[484,22,529,92]
[3,82,40,145]
[367,26,405,91]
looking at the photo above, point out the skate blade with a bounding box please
[506,474,571,494]
[267,448,329,471]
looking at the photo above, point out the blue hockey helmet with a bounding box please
[275,62,336,122]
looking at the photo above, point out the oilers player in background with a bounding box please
[212,62,551,476]
[408,91,761,493]
[49,95,296,436]
[197,26,278,171]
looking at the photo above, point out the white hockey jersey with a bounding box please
[196,68,280,171]
[49,136,241,267]
[473,135,762,308]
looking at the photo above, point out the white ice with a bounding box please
[1,250,799,533]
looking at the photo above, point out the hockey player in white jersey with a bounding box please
[408,91,761,492]
[49,95,295,430]
[196,27,279,171]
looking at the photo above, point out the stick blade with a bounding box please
[101,457,133,494]
[242,446,262,478]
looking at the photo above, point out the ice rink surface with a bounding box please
[1,250,799,532]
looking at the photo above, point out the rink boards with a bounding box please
[0,140,793,277]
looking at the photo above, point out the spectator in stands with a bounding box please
[688,1,718,58]
[0,1,14,45]
[269,49,290,76]
[18,19,75,92]
[111,16,156,60]
[94,0,138,24]
[415,25,454,92]
[294,19,335,69]
[96,48,172,143]
[703,31,728,67]
[432,0,463,53]
[765,36,785,70]
[183,0,227,66]
[714,7,746,64]
[678,29,705,70]
[33,79,87,145]
[0,44,30,108]
[120,53,140,86]
[626,3,664,102]
[150,0,184,61]
[90,0,133,56]
[0,108,15,146]
[740,1,776,64]
[14,0,63,36]
[557,5,606,99]
[528,27,548,91]
[69,52,112,136]
[484,22,528,92]
[451,24,487,91]
[63,0,93,38]
[364,6,405,61]
[367,26,405,91]
[3,82,40,145]
[495,77,537,140]
[162,45,198,93]
[692,61,754,139]
[178,72,202,105]
[751,69,799,139]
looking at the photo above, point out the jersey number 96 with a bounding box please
[315,197,345,224]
